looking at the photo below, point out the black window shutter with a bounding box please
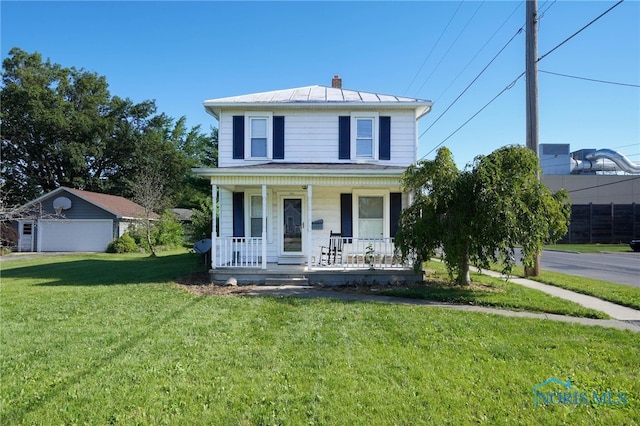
[379,116,391,160]
[232,192,245,237]
[340,193,353,237]
[232,116,245,159]
[273,116,285,159]
[338,116,351,160]
[390,192,402,237]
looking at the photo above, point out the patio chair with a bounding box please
[320,230,343,266]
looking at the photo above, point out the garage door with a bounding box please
[38,219,114,252]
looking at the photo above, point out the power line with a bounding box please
[416,1,487,96]
[419,26,524,140]
[539,69,640,88]
[434,1,523,103]
[613,143,640,150]
[404,1,464,95]
[422,72,525,159]
[537,0,625,63]
[420,0,631,160]
[538,0,557,19]
[566,176,640,193]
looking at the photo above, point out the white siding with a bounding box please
[217,109,417,167]
[217,185,401,264]
[218,188,233,238]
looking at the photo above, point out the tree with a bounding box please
[130,169,167,257]
[167,119,218,209]
[1,48,213,207]
[1,48,115,202]
[0,183,63,248]
[395,146,570,285]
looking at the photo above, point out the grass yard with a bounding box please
[378,262,609,319]
[544,243,634,253]
[1,251,638,425]
[502,264,640,311]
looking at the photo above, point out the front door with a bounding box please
[281,197,304,255]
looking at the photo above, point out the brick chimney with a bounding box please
[331,75,342,88]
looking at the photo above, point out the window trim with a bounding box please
[351,112,379,160]
[352,189,389,238]
[244,112,273,160]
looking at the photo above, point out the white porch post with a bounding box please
[211,183,217,270]
[307,184,313,268]
[261,184,267,269]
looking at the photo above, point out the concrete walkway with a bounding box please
[479,269,640,321]
[240,284,640,333]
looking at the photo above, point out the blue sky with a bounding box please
[2,1,638,168]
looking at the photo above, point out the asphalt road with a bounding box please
[527,250,640,288]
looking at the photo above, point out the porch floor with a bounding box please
[209,263,423,286]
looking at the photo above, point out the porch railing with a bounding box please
[214,237,263,268]
[212,236,411,269]
[312,237,408,269]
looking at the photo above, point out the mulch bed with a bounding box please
[174,271,428,297]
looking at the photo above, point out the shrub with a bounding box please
[126,211,185,252]
[106,234,138,253]
[187,197,214,243]
[151,211,185,248]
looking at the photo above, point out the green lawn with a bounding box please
[503,264,640,311]
[544,243,634,253]
[1,252,638,424]
[378,261,609,319]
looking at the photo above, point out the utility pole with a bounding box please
[525,0,541,276]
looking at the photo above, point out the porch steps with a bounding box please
[265,277,309,286]
[277,256,306,265]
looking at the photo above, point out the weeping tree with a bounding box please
[395,146,570,285]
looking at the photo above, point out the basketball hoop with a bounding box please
[52,196,72,216]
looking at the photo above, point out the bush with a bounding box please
[187,197,214,243]
[151,211,185,248]
[126,211,185,252]
[106,234,138,253]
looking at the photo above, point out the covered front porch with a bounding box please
[194,163,418,285]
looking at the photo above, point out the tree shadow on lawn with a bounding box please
[376,279,505,305]
[1,252,207,286]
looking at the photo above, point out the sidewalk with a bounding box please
[479,269,640,321]
[237,284,640,333]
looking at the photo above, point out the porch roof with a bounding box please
[191,163,407,186]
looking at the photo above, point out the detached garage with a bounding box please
[16,187,154,253]
[38,219,114,252]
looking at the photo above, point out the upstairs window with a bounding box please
[356,118,374,158]
[345,112,380,160]
[233,113,284,160]
[250,117,268,158]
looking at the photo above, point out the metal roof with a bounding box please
[203,85,433,119]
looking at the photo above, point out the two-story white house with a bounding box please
[193,76,432,284]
